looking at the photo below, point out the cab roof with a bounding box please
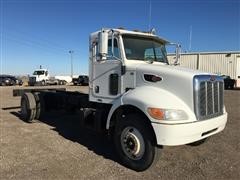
[90,28,170,44]
[34,69,48,71]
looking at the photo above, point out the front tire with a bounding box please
[41,80,46,86]
[114,114,160,171]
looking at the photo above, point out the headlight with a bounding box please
[147,108,188,121]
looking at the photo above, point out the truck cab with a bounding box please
[29,69,49,86]
[89,28,227,170]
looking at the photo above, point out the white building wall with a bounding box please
[168,54,198,69]
[168,52,240,79]
[198,53,237,78]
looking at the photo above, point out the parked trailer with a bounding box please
[14,28,228,171]
[168,52,240,88]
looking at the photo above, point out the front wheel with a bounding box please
[114,114,161,171]
[41,80,46,86]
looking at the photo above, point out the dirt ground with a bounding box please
[0,85,239,180]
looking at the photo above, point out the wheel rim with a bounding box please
[120,126,145,160]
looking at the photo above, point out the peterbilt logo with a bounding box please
[210,76,216,81]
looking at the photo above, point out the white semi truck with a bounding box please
[14,28,228,171]
[28,68,72,86]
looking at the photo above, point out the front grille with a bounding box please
[194,75,224,120]
[29,77,36,82]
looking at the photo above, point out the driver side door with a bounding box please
[91,38,122,103]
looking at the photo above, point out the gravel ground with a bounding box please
[0,86,239,180]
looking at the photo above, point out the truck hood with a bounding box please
[29,75,45,82]
[134,63,211,111]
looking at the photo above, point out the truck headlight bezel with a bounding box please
[147,107,188,121]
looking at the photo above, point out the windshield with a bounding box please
[33,71,45,75]
[122,35,168,63]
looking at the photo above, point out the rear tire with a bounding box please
[61,80,66,85]
[21,93,36,122]
[114,113,161,171]
[33,93,45,120]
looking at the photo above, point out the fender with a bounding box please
[106,86,196,129]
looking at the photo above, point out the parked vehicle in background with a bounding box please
[28,68,71,86]
[73,75,89,86]
[10,76,23,86]
[55,75,72,84]
[72,76,79,85]
[221,75,236,89]
[0,75,12,86]
[0,75,23,86]
[29,69,50,86]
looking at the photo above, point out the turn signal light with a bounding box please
[147,108,165,120]
[147,108,188,121]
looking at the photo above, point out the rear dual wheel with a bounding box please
[21,93,44,122]
[59,80,66,85]
[21,93,36,122]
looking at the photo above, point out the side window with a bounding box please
[92,41,100,61]
[107,39,120,59]
[154,46,164,60]
[144,48,154,60]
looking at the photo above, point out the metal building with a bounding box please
[168,51,240,87]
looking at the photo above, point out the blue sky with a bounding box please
[0,0,239,75]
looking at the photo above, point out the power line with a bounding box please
[3,35,67,56]
[4,27,83,58]
[5,28,68,52]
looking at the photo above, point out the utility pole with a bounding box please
[188,25,192,52]
[69,50,74,78]
[148,0,152,31]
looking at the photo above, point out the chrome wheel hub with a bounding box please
[120,127,145,160]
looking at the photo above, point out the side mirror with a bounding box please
[174,44,181,65]
[98,30,109,60]
[167,43,181,65]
